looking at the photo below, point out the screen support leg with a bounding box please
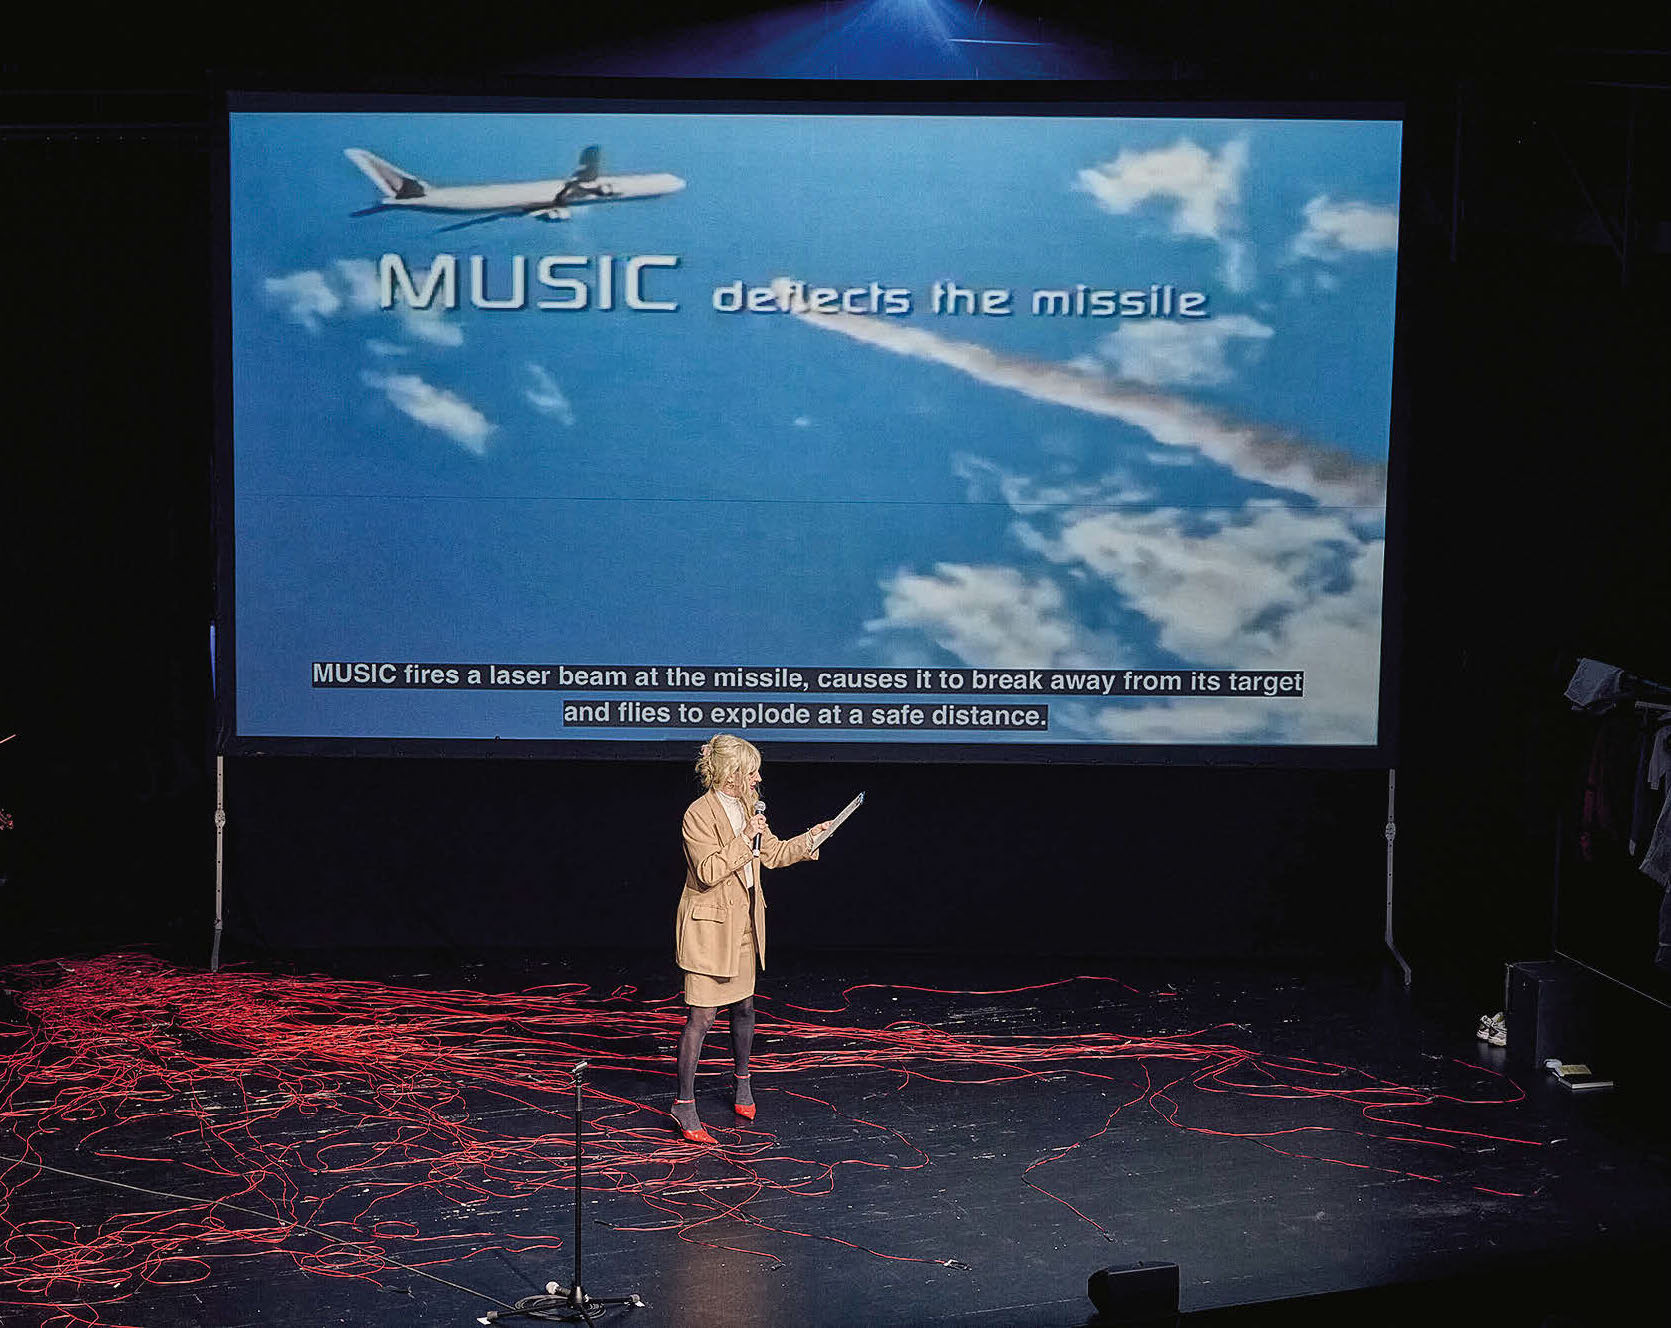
[1385,767,1411,987]
[211,755,225,973]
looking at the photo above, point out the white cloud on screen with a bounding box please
[1143,448,1197,468]
[1098,314,1274,388]
[1014,468,1385,742]
[1077,137,1246,240]
[263,271,340,332]
[264,261,463,347]
[1076,138,1254,291]
[524,363,576,425]
[1022,502,1379,656]
[866,565,1082,669]
[359,370,494,455]
[332,259,381,313]
[1221,239,1254,295]
[1291,196,1400,261]
[865,457,1385,743]
[1089,528,1384,744]
[954,454,1152,512]
[398,303,465,347]
[772,280,1385,509]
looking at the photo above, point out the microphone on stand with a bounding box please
[752,799,765,854]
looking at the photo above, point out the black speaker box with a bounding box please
[1087,1261,1179,1324]
[1506,959,1597,1073]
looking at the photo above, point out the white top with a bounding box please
[715,789,757,891]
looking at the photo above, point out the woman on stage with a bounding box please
[672,734,829,1143]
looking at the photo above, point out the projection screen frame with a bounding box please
[214,82,1411,769]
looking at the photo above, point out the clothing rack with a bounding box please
[1550,669,1671,1016]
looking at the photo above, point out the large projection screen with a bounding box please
[220,92,1404,761]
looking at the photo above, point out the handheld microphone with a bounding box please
[752,799,765,854]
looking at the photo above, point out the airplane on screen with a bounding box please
[344,145,685,230]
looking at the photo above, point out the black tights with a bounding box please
[676,997,754,1102]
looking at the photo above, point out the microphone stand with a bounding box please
[478,1061,645,1325]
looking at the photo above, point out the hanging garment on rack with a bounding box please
[1629,718,1670,855]
[1639,720,1671,968]
[1581,712,1642,863]
[1649,721,1671,792]
[1658,877,1671,973]
[1565,658,1629,712]
[1565,658,1671,713]
[1641,776,1671,890]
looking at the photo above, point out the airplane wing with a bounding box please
[551,145,604,207]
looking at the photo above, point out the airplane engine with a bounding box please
[531,207,572,222]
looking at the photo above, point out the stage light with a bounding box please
[514,0,1113,80]
[1087,1261,1179,1325]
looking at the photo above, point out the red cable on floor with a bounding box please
[0,954,1542,1326]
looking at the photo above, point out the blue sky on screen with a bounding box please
[230,110,1402,744]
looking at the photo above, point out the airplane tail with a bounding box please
[344,148,428,201]
[574,145,600,183]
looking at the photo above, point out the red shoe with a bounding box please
[733,1073,756,1120]
[671,1099,716,1145]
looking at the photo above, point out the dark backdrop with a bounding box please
[220,757,1386,958]
[4,13,1669,1012]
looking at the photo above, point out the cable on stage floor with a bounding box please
[0,954,1542,1326]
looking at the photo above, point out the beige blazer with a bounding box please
[674,791,819,978]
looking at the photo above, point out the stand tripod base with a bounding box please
[480,1284,645,1324]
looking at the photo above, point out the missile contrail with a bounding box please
[768,278,1386,510]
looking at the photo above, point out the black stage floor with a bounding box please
[2,950,1668,1328]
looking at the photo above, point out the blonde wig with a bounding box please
[695,733,762,799]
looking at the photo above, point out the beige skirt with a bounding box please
[683,926,758,1007]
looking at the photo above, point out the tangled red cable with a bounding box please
[0,954,1539,1327]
